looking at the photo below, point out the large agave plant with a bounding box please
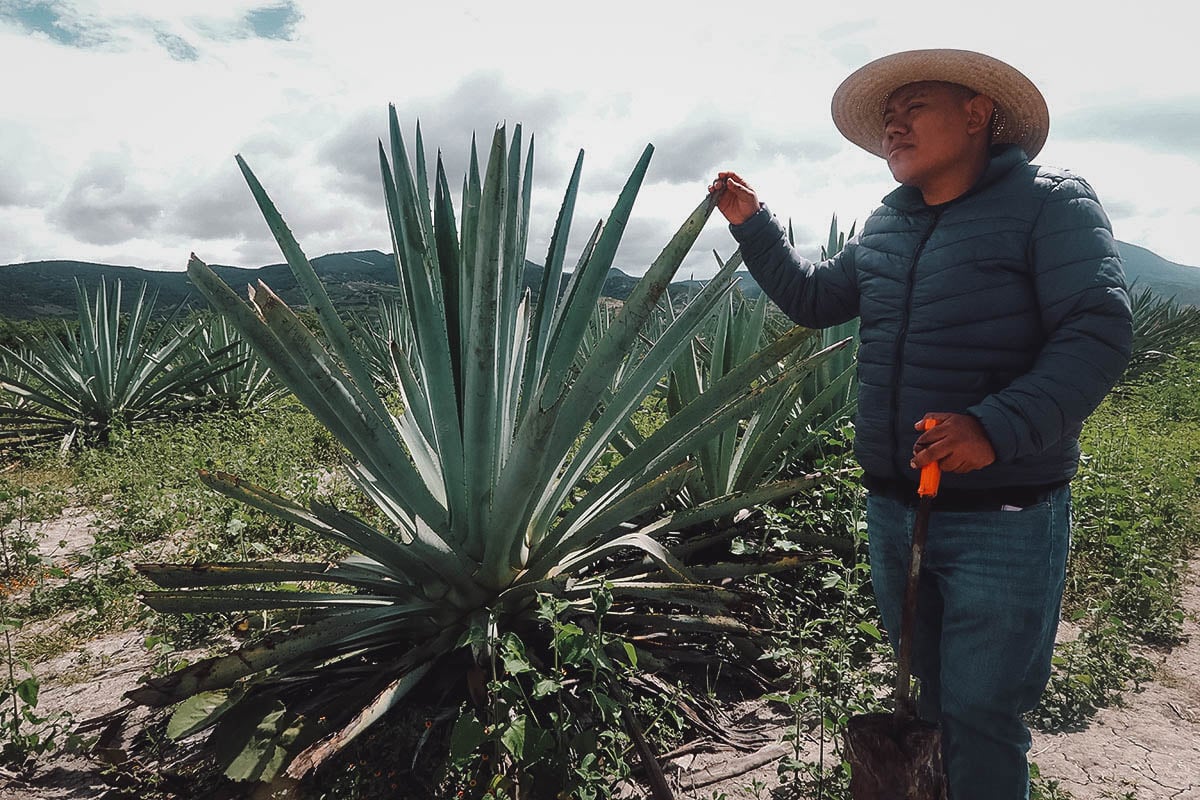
[130,111,840,783]
[0,279,244,450]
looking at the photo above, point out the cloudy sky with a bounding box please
[1,0,1196,279]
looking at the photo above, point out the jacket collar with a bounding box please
[881,144,1030,212]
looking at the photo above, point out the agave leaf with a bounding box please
[135,562,407,593]
[459,126,508,558]
[382,345,444,497]
[285,631,451,778]
[460,135,482,340]
[666,473,823,533]
[195,470,443,590]
[139,590,407,614]
[414,121,433,227]
[524,150,583,401]
[573,580,742,612]
[496,127,524,446]
[553,531,694,584]
[0,373,79,418]
[234,156,388,433]
[381,111,468,535]
[167,688,245,741]
[432,157,465,412]
[138,561,333,588]
[686,555,818,582]
[285,661,433,778]
[538,145,653,398]
[126,607,403,706]
[614,613,753,636]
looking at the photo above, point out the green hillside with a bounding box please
[728,241,1200,305]
[0,241,1195,320]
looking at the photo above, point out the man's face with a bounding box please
[881,81,986,192]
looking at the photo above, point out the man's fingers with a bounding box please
[914,427,950,451]
[712,172,754,194]
[914,412,954,431]
[725,177,753,195]
[911,438,947,468]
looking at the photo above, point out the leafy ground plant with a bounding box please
[1025,340,1200,732]
[126,113,845,792]
[439,588,642,800]
[1,606,83,768]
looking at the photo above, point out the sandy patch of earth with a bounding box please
[4,504,1200,799]
[1030,559,1200,799]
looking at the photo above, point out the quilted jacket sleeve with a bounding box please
[730,206,860,327]
[967,176,1132,463]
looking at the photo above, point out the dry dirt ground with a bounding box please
[3,504,1199,799]
[1027,559,1200,800]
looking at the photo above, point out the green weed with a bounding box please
[1,607,84,768]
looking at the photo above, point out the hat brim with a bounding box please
[831,49,1049,160]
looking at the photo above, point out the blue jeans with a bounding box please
[866,485,1070,800]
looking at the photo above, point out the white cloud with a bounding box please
[0,0,1196,278]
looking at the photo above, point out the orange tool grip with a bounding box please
[917,418,942,498]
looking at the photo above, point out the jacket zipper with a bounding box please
[890,208,942,478]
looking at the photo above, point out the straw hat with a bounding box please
[831,49,1049,160]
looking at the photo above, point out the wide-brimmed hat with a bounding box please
[831,49,1049,160]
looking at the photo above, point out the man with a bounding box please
[709,49,1131,798]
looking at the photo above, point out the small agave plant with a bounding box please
[655,216,859,509]
[188,313,286,411]
[1125,285,1200,381]
[0,279,244,451]
[129,108,844,783]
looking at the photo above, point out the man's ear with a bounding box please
[966,94,996,136]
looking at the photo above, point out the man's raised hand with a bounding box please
[708,171,761,226]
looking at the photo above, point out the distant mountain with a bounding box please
[1117,242,1200,305]
[0,241,1195,320]
[0,251,399,320]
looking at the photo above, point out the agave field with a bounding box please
[2,115,1200,800]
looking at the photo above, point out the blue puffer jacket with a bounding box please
[731,145,1132,489]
